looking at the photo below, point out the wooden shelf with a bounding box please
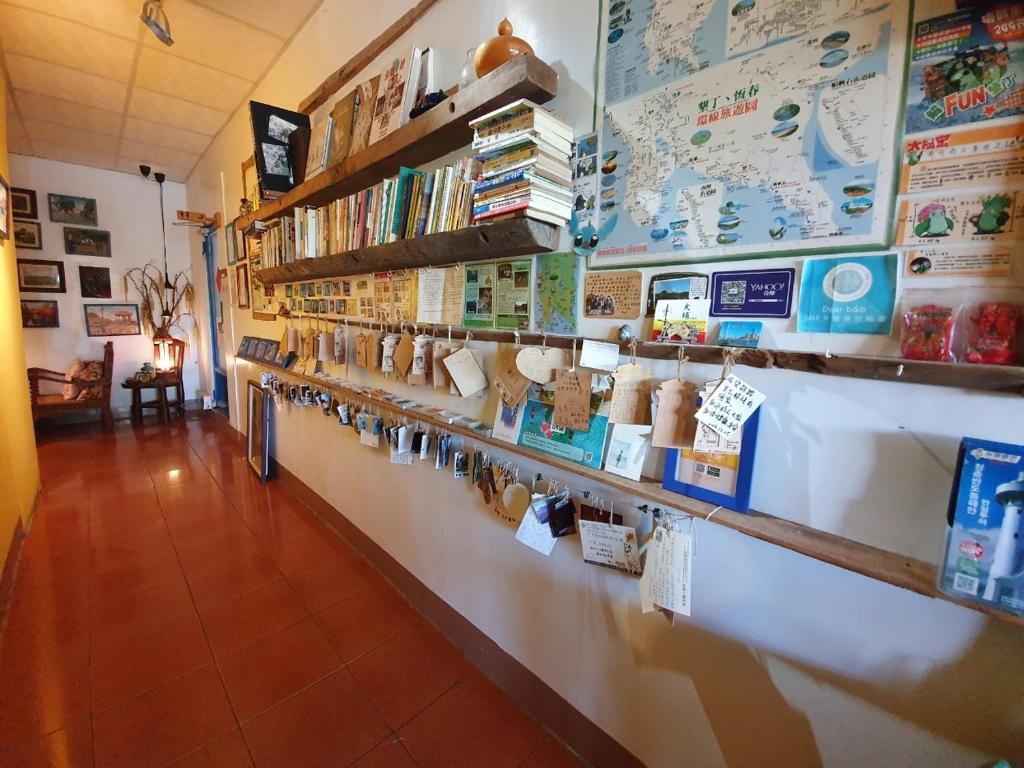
[254,218,559,285]
[236,354,1024,628]
[238,54,558,230]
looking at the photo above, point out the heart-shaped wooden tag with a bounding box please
[501,482,531,521]
[515,347,569,384]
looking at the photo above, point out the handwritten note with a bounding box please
[553,369,592,431]
[515,503,557,556]
[443,347,488,397]
[416,267,464,325]
[641,526,691,616]
[494,346,531,406]
[579,519,642,575]
[579,339,620,372]
[609,363,652,425]
[584,270,643,318]
[694,374,765,439]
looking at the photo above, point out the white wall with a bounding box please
[186,1,1024,766]
[11,155,200,411]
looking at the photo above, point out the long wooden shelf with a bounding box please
[254,218,558,285]
[262,318,1024,396]
[236,354,1023,628]
[238,54,558,230]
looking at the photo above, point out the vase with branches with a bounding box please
[123,262,199,343]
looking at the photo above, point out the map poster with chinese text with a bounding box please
[593,1,908,268]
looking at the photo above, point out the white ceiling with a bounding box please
[0,0,322,182]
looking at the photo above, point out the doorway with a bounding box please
[202,228,229,415]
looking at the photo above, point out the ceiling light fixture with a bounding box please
[140,0,174,46]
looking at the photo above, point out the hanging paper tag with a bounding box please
[443,347,488,397]
[579,339,620,372]
[603,424,651,481]
[432,343,455,388]
[648,527,692,617]
[318,331,331,362]
[394,331,414,376]
[579,515,641,575]
[333,325,346,364]
[608,363,652,425]
[694,374,765,439]
[360,430,380,448]
[381,334,398,374]
[409,335,432,385]
[515,501,557,556]
[355,333,369,368]
[419,433,432,460]
[651,379,698,448]
[552,369,592,431]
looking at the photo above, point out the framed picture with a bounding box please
[243,233,262,262]
[11,187,38,219]
[83,303,141,337]
[64,226,111,257]
[646,272,709,316]
[48,193,98,226]
[0,173,9,240]
[236,263,250,308]
[237,336,252,357]
[225,221,240,266]
[246,380,270,482]
[17,259,66,293]
[662,399,760,513]
[21,300,59,328]
[79,265,112,298]
[12,220,42,249]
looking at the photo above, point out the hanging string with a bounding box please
[721,348,737,380]
[677,347,689,381]
[628,338,638,365]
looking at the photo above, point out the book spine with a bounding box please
[473,195,532,217]
[474,169,527,194]
[474,200,530,221]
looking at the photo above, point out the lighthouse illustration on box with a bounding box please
[941,438,1024,617]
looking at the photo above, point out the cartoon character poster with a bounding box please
[517,384,611,469]
[895,190,1023,245]
[905,1,1024,135]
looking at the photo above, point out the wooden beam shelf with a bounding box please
[236,354,1024,628]
[265,319,1024,397]
[254,218,559,285]
[238,54,558,230]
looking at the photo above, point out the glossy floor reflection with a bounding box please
[0,415,582,768]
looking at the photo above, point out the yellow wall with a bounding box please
[0,75,41,569]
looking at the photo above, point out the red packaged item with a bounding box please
[901,303,956,362]
[964,302,1022,366]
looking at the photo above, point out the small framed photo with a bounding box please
[13,219,42,249]
[83,303,141,337]
[247,380,271,482]
[236,263,250,308]
[225,221,240,266]
[662,397,760,513]
[17,259,66,293]
[79,265,112,298]
[646,272,709,316]
[49,193,98,226]
[0,173,9,240]
[21,299,59,328]
[64,226,112,257]
[11,187,38,219]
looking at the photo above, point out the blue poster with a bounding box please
[518,385,610,469]
[797,254,898,335]
[710,268,794,317]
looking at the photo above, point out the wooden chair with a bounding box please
[28,341,114,429]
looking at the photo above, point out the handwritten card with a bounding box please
[553,369,592,431]
[579,339,620,372]
[649,527,692,616]
[515,502,557,556]
[609,363,652,425]
[651,379,698,448]
[584,270,643,318]
[694,374,765,439]
[416,266,464,325]
[579,519,642,575]
[494,346,531,406]
[443,347,488,397]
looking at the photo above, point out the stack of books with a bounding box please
[469,100,573,226]
[259,157,479,264]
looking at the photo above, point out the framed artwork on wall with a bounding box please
[236,263,250,308]
[246,380,270,482]
[48,193,98,226]
[79,265,112,298]
[13,220,42,249]
[17,259,66,293]
[83,303,141,337]
[64,227,112,257]
[11,187,38,219]
[0,173,9,240]
[21,300,59,328]
[225,220,240,265]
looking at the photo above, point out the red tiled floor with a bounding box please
[0,416,569,768]
[218,617,341,721]
[314,585,420,663]
[399,671,547,768]
[348,623,472,729]
[242,669,389,768]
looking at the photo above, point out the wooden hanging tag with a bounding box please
[443,347,488,397]
[609,363,652,425]
[355,332,369,368]
[516,347,568,384]
[552,368,593,431]
[433,342,455,388]
[394,331,415,376]
[494,346,531,406]
[651,379,698,448]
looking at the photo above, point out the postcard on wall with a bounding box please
[492,398,526,444]
[495,260,532,330]
[463,263,496,328]
[895,191,1023,246]
[650,299,710,343]
[718,320,763,349]
[900,123,1024,194]
[518,383,610,470]
[646,273,708,316]
[905,246,1013,278]
[416,266,464,326]
[603,424,651,481]
[534,252,579,334]
[572,131,599,231]
[584,270,642,318]
[579,506,641,576]
[709,268,794,318]
[797,254,897,335]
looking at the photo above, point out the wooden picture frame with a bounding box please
[662,405,760,513]
[64,226,112,257]
[225,220,240,266]
[17,258,66,293]
[646,272,709,316]
[246,380,270,482]
[83,303,141,337]
[21,299,59,328]
[48,193,98,226]
[236,263,250,308]
[0,173,9,240]
[12,219,42,249]
[11,187,38,219]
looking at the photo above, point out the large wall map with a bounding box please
[593,0,909,267]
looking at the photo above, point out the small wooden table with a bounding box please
[122,377,185,424]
